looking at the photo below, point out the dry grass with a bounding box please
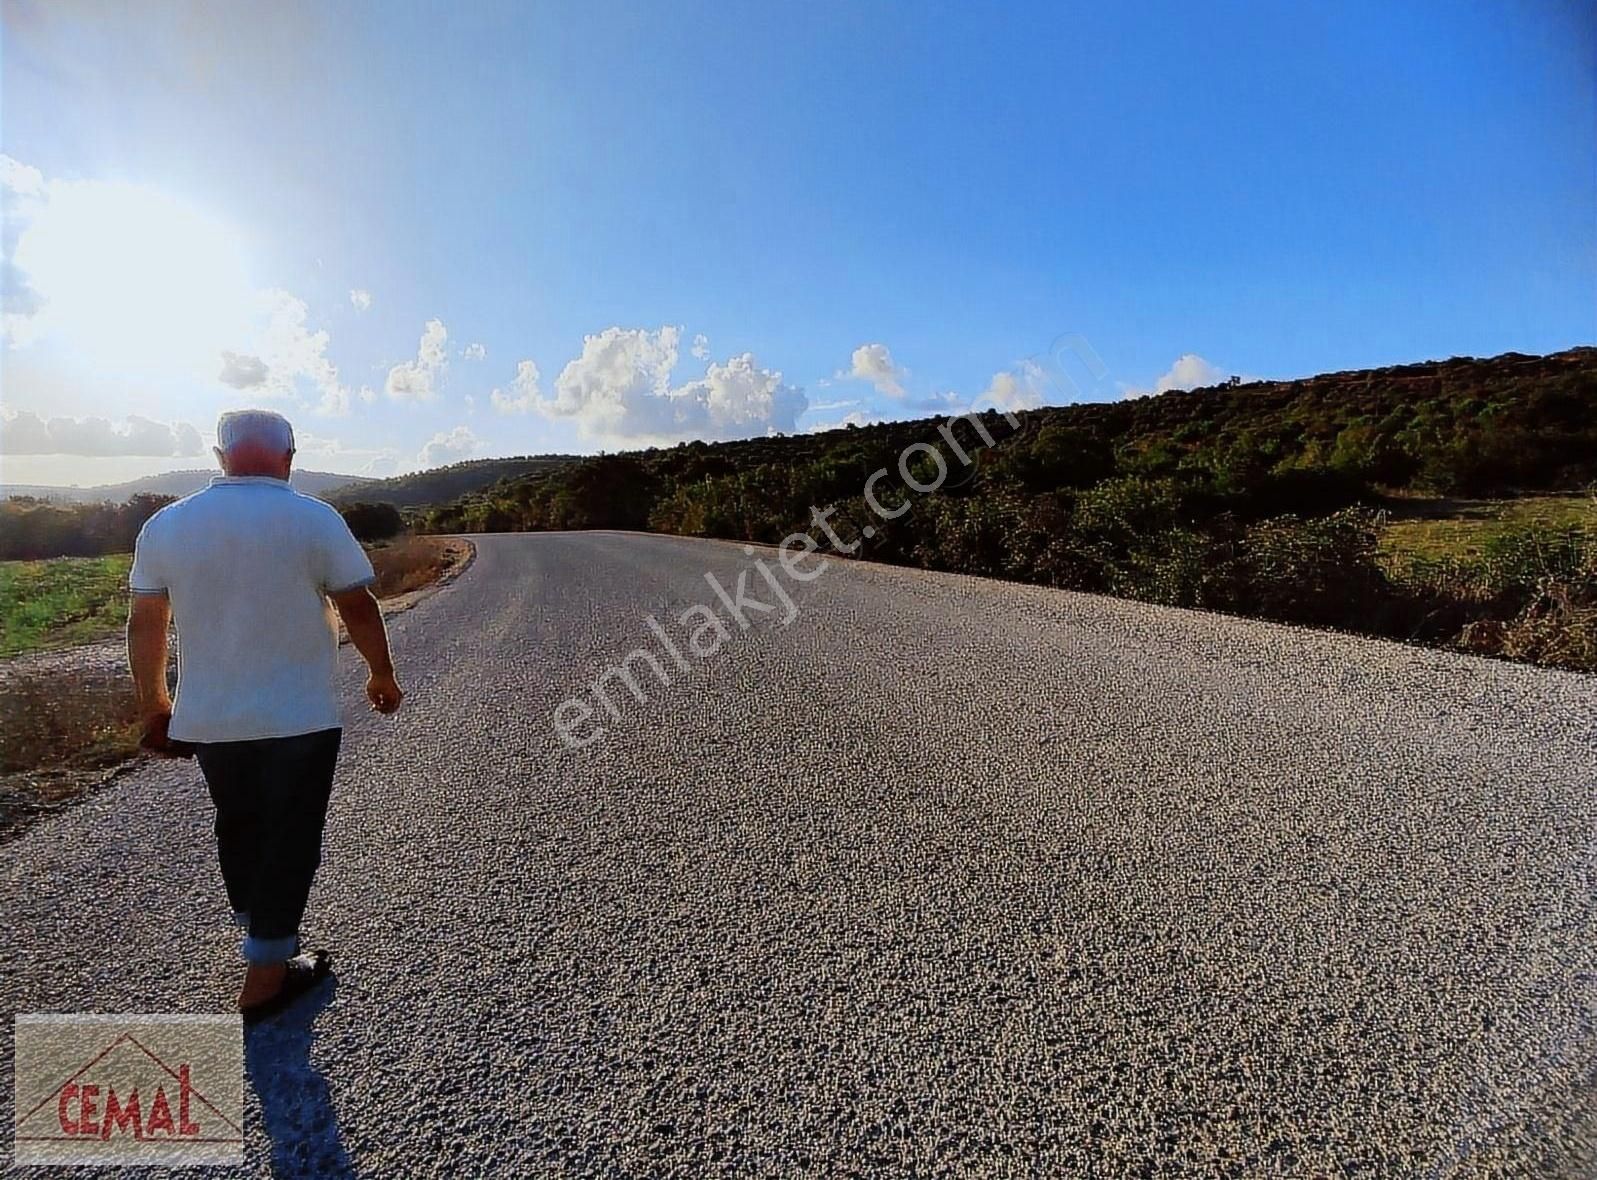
[367,535,461,598]
[0,668,142,839]
[0,534,469,842]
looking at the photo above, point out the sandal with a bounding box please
[241,949,333,1026]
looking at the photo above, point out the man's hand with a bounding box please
[127,594,185,754]
[138,708,195,758]
[331,585,404,717]
[366,670,404,714]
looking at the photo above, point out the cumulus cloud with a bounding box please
[490,360,541,414]
[461,342,486,361]
[533,326,806,444]
[691,333,709,360]
[1,410,203,457]
[1,160,45,345]
[843,342,906,398]
[981,359,1050,412]
[227,289,351,416]
[295,430,400,476]
[805,409,882,434]
[218,350,269,389]
[1,155,44,198]
[349,288,372,312]
[417,425,479,468]
[906,390,968,416]
[386,318,448,401]
[1123,353,1228,399]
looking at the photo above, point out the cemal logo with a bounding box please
[13,1014,243,1167]
[37,1035,214,1141]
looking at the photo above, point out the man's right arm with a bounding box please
[330,586,404,714]
[127,593,174,736]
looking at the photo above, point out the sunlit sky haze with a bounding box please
[1,0,1592,484]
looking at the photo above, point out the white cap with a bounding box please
[216,409,295,455]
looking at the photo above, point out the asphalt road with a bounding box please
[4,531,1597,1176]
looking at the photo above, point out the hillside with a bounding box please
[325,454,578,510]
[2,468,366,504]
[419,348,1597,670]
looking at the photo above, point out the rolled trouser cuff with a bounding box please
[242,933,299,965]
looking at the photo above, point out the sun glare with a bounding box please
[13,179,255,382]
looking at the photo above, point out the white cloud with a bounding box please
[489,360,541,414]
[218,350,268,389]
[386,318,448,401]
[981,359,1049,412]
[906,390,968,415]
[246,289,350,414]
[1,409,203,457]
[691,333,709,360]
[417,425,479,469]
[461,341,486,361]
[843,342,906,398]
[295,430,400,476]
[805,410,881,433]
[315,385,355,417]
[536,326,807,444]
[807,398,862,413]
[349,288,372,313]
[1123,353,1227,399]
[1,155,44,198]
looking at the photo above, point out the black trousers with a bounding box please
[195,728,341,965]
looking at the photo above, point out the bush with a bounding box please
[339,501,406,542]
[1207,510,1393,628]
[0,494,174,560]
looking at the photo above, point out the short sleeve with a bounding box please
[315,507,376,594]
[128,517,170,596]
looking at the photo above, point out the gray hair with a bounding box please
[216,409,295,455]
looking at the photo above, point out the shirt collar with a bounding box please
[208,475,293,488]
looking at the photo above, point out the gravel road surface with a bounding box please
[4,531,1596,1176]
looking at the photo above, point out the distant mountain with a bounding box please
[324,455,579,509]
[2,468,369,504]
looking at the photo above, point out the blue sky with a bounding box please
[2,0,1592,483]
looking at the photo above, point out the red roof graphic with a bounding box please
[14,1030,243,1145]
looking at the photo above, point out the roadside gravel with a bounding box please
[2,531,1594,1176]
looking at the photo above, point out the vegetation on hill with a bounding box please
[0,468,364,503]
[0,495,175,562]
[324,455,577,509]
[418,349,1597,670]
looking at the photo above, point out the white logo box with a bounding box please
[13,1014,243,1167]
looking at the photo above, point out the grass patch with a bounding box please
[0,555,132,657]
[1380,494,1596,564]
[0,537,467,660]
[1379,494,1597,671]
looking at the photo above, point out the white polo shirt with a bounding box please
[129,476,376,743]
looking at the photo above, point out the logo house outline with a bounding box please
[12,1014,243,1167]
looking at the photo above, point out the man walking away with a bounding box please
[126,409,404,1024]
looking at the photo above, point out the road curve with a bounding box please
[4,531,1596,1176]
